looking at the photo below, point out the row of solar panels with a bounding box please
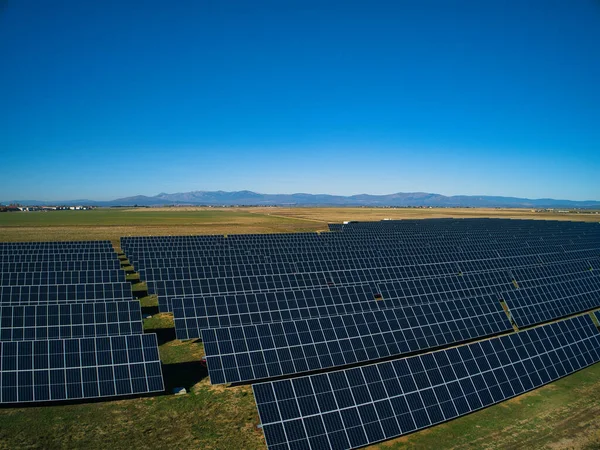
[0,282,133,304]
[158,270,593,317]
[127,247,600,273]
[129,247,600,271]
[0,248,117,255]
[0,240,113,248]
[0,334,164,404]
[123,239,600,256]
[0,253,122,262]
[122,237,600,255]
[123,240,600,259]
[121,229,600,247]
[137,253,598,289]
[253,313,600,450]
[0,269,126,286]
[173,275,600,385]
[0,324,165,405]
[149,257,598,312]
[136,254,592,281]
[0,260,123,272]
[0,301,144,341]
[125,246,599,261]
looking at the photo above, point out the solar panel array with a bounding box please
[121,219,600,448]
[0,334,163,403]
[253,314,600,450]
[200,295,512,384]
[0,240,164,404]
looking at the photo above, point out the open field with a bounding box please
[1,208,600,449]
[1,207,598,246]
[241,206,600,224]
[0,209,325,245]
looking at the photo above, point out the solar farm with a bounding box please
[2,213,600,449]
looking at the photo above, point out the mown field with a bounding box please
[0,208,325,245]
[1,207,600,450]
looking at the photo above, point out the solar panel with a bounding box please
[501,276,600,328]
[0,253,119,263]
[170,270,521,327]
[0,282,133,305]
[137,255,600,283]
[253,314,600,450]
[0,248,116,255]
[124,241,579,262]
[153,256,598,312]
[0,269,126,286]
[0,301,143,341]
[200,295,512,384]
[171,285,388,330]
[0,240,113,249]
[0,333,164,404]
[0,260,122,273]
[153,268,516,313]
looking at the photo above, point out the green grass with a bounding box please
[0,208,325,244]
[0,381,263,450]
[0,208,327,230]
[0,208,274,227]
[144,312,174,331]
[126,273,140,282]
[139,294,158,308]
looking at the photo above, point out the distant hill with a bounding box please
[3,190,600,208]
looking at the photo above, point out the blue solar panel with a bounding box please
[0,269,126,285]
[201,295,512,384]
[0,282,133,305]
[253,314,600,450]
[0,334,164,404]
[0,260,122,273]
[0,301,143,341]
[502,276,600,327]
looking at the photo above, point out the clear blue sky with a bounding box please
[1,0,599,201]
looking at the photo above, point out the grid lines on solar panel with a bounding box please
[0,269,126,286]
[253,314,600,450]
[128,248,500,270]
[0,301,143,341]
[135,244,594,277]
[136,255,600,283]
[155,268,517,313]
[501,276,600,328]
[0,254,120,263]
[172,267,577,332]
[201,295,512,384]
[0,283,133,305]
[0,240,112,247]
[151,258,595,298]
[0,333,164,404]
[172,285,387,331]
[123,242,577,262]
[0,260,122,273]
[0,248,116,255]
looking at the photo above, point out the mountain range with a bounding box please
[3,190,600,208]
